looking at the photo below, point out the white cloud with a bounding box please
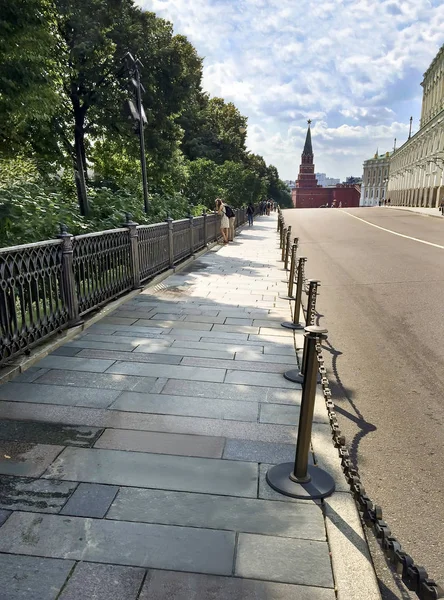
[137,0,443,179]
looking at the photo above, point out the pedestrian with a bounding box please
[215,198,229,244]
[338,201,342,208]
[440,200,444,216]
[224,203,236,241]
[247,202,254,226]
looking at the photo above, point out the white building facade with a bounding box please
[360,153,391,206]
[388,44,444,208]
[315,173,340,187]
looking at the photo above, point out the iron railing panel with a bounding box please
[0,239,68,362]
[138,223,170,282]
[73,229,132,316]
[173,219,191,263]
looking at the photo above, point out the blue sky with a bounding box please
[138,0,443,180]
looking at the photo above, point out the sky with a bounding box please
[137,0,443,181]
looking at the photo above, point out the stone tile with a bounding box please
[44,447,258,497]
[183,315,226,324]
[224,318,254,326]
[199,331,250,342]
[0,401,295,443]
[212,324,260,334]
[95,429,225,458]
[66,339,135,352]
[108,488,326,540]
[181,356,294,374]
[0,382,121,408]
[137,319,213,331]
[89,324,168,336]
[110,392,259,421]
[59,563,145,600]
[0,420,102,447]
[83,333,172,348]
[258,327,295,338]
[223,439,295,464]
[162,379,301,405]
[260,400,329,425]
[13,367,49,383]
[235,351,296,364]
[51,346,81,357]
[0,510,11,526]
[0,553,74,600]
[76,348,181,365]
[0,442,63,477]
[252,320,285,328]
[135,344,235,360]
[225,370,301,390]
[148,313,187,321]
[38,355,116,373]
[0,512,235,575]
[35,370,159,392]
[0,475,76,513]
[172,340,264,353]
[101,316,139,325]
[139,570,336,600]
[106,362,225,383]
[60,482,118,518]
[236,533,334,587]
[160,329,206,341]
[263,345,297,356]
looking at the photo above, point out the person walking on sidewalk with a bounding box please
[440,200,444,216]
[215,198,229,244]
[247,202,254,226]
[224,203,236,241]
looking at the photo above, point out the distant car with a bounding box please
[319,204,328,208]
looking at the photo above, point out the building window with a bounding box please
[366,189,368,198]
[376,189,379,198]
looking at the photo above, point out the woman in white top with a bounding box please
[216,198,229,244]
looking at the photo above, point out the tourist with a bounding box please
[247,203,254,226]
[215,198,229,244]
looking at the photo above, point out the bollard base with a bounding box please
[266,463,335,500]
[284,369,321,384]
[283,369,304,384]
[281,321,304,330]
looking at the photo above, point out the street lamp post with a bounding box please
[123,53,149,214]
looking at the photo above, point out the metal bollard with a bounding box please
[281,257,307,330]
[280,242,297,300]
[280,222,286,249]
[266,326,335,499]
[281,228,288,260]
[284,280,321,383]
[284,227,292,270]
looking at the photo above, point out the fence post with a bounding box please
[284,226,292,270]
[284,279,321,384]
[189,211,195,256]
[122,213,140,289]
[281,257,307,330]
[266,326,334,499]
[57,223,81,327]
[280,240,297,300]
[167,215,174,267]
[281,227,287,260]
[203,210,208,246]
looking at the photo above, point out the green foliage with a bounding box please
[0,0,288,246]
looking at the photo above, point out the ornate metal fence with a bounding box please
[73,229,133,316]
[193,216,205,252]
[138,223,169,282]
[0,240,68,363]
[0,206,252,365]
[173,219,192,263]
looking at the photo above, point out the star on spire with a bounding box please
[307,119,312,125]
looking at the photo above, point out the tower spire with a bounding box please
[302,120,313,156]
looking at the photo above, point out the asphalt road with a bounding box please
[282,207,444,599]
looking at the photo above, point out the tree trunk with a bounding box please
[72,99,89,216]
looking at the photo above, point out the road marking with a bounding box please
[343,211,444,250]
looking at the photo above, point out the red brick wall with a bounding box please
[292,185,360,209]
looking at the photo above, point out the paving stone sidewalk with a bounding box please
[0,215,380,599]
